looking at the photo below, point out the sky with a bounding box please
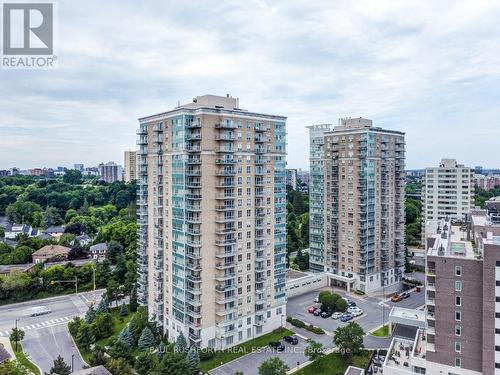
[1,0,500,170]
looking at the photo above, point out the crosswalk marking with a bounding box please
[0,316,74,336]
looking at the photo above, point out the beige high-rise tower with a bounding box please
[308,118,405,293]
[124,150,138,182]
[136,95,287,348]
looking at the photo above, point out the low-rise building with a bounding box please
[89,243,108,261]
[43,226,65,238]
[32,245,71,264]
[4,223,37,239]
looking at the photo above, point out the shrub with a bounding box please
[286,316,292,323]
[289,318,306,329]
[354,290,365,295]
[199,348,216,361]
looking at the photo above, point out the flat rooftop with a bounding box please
[427,221,476,259]
[286,269,310,281]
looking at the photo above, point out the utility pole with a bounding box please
[15,318,19,351]
[75,276,78,294]
[71,354,74,372]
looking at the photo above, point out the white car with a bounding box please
[347,306,362,314]
[331,312,342,319]
[313,296,319,303]
[350,309,364,317]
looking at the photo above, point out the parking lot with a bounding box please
[286,289,390,334]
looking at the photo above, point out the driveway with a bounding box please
[210,336,309,375]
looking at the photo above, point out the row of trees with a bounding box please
[286,187,309,269]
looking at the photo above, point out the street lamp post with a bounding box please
[71,354,74,372]
[15,318,19,351]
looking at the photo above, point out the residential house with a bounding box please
[43,226,65,239]
[32,245,71,264]
[70,365,112,375]
[89,243,108,261]
[5,223,36,239]
[75,234,92,246]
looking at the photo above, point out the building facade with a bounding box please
[423,159,474,225]
[286,168,298,190]
[124,151,138,182]
[98,162,123,183]
[137,94,287,349]
[308,118,405,293]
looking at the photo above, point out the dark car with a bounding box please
[347,301,356,307]
[340,313,353,322]
[313,308,322,316]
[401,291,410,299]
[321,311,332,318]
[283,335,298,345]
[269,341,285,351]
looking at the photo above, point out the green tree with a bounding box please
[84,305,96,324]
[187,347,200,375]
[92,312,113,339]
[120,303,129,317]
[333,322,365,364]
[118,324,134,348]
[76,323,95,351]
[129,286,138,312]
[138,326,155,350]
[135,351,159,375]
[68,317,83,337]
[0,360,30,375]
[89,347,107,367]
[175,331,188,353]
[318,292,338,312]
[96,295,109,314]
[304,340,324,362]
[335,298,347,312]
[109,338,132,361]
[48,355,71,375]
[43,206,63,228]
[107,240,123,264]
[63,170,83,185]
[106,357,134,375]
[158,351,190,375]
[258,357,289,375]
[6,201,42,225]
[10,327,25,343]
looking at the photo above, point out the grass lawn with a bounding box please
[10,340,41,375]
[76,308,134,363]
[371,325,389,337]
[295,351,371,375]
[199,327,294,372]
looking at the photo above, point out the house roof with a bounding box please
[43,226,65,234]
[0,344,12,364]
[77,234,91,241]
[90,243,108,252]
[37,233,54,240]
[32,245,71,257]
[71,365,112,375]
[5,223,31,233]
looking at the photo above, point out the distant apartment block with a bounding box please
[297,168,310,185]
[286,168,298,189]
[476,173,500,191]
[136,94,287,349]
[423,159,474,225]
[423,205,500,375]
[308,118,405,293]
[83,167,99,177]
[98,162,123,183]
[124,151,138,182]
[74,163,85,172]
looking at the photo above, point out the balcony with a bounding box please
[215,248,236,258]
[186,145,201,153]
[216,170,236,177]
[255,124,266,132]
[216,193,235,199]
[215,204,235,211]
[186,133,201,141]
[216,158,236,165]
[216,294,237,304]
[216,134,235,141]
[215,122,237,129]
[186,170,201,177]
[215,272,236,282]
[215,227,235,235]
[216,147,235,153]
[216,181,235,188]
[254,135,266,143]
[137,137,148,145]
[215,261,235,269]
[215,284,236,292]
[255,146,265,154]
[186,273,202,283]
[215,238,237,246]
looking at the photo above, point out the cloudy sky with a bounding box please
[1,0,500,170]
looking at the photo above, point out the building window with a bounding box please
[455,311,461,321]
[455,342,461,353]
[496,346,500,352]
[496,363,500,369]
[455,266,462,276]
[455,281,462,292]
[455,296,461,306]
[455,357,461,367]
[455,326,461,336]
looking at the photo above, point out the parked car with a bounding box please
[340,313,353,322]
[401,291,411,299]
[391,294,402,302]
[269,341,285,351]
[347,301,356,307]
[347,306,362,314]
[283,335,298,345]
[321,311,332,318]
[313,308,322,316]
[308,306,317,314]
[313,296,320,303]
[351,309,363,317]
[331,312,343,319]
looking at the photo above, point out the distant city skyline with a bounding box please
[1,1,500,170]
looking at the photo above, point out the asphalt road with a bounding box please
[0,290,104,373]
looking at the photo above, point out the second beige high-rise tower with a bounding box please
[308,118,405,293]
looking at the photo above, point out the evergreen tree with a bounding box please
[84,305,96,324]
[118,324,134,348]
[159,351,189,375]
[120,302,128,317]
[129,286,138,312]
[76,323,94,351]
[157,341,166,360]
[174,332,188,354]
[187,347,200,375]
[48,355,71,375]
[109,338,132,362]
[138,326,155,350]
[134,351,159,375]
[96,295,109,314]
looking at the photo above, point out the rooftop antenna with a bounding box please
[177,100,180,107]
